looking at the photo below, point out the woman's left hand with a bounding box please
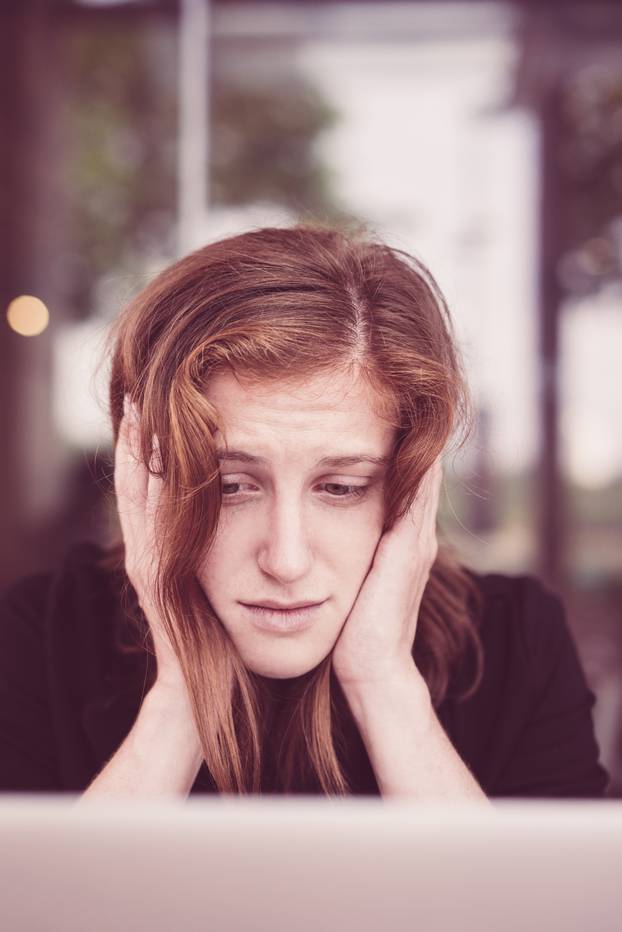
[331,455,444,693]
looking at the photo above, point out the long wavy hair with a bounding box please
[97,223,485,795]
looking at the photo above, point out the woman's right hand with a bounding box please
[114,394,187,694]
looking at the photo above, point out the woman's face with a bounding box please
[196,366,396,680]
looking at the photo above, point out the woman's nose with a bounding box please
[257,500,313,582]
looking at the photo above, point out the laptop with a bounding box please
[0,795,620,931]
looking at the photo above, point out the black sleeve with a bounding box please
[493,577,610,798]
[0,574,62,792]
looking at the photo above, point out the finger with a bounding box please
[423,456,444,513]
[124,399,148,508]
[145,434,164,537]
[424,460,443,546]
[113,422,139,563]
[114,399,147,541]
[417,457,443,540]
[374,461,441,569]
[407,456,443,529]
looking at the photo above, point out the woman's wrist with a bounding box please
[146,679,203,758]
[151,673,192,701]
[149,676,195,716]
[79,674,204,801]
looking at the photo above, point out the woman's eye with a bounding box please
[221,482,254,497]
[220,481,369,501]
[322,483,368,499]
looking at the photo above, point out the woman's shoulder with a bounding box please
[0,539,129,658]
[0,541,151,791]
[2,538,118,591]
[461,564,579,678]
[451,566,608,797]
[467,564,569,624]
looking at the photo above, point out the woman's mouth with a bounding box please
[240,600,325,634]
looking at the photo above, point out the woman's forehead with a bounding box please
[206,375,395,468]
[206,365,397,423]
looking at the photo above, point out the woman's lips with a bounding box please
[240,600,325,633]
[244,600,322,611]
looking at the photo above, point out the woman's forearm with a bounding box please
[344,663,491,803]
[77,682,204,802]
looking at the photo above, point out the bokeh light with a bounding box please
[6,295,50,337]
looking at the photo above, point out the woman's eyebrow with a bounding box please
[216,450,390,468]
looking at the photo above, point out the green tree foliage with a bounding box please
[210,75,340,216]
[556,64,622,296]
[514,5,622,300]
[65,23,178,311]
[63,22,346,314]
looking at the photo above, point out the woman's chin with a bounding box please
[243,646,332,682]
[248,659,316,680]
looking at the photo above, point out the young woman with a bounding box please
[0,224,609,800]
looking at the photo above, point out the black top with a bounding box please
[0,541,610,798]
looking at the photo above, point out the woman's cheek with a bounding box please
[323,492,385,569]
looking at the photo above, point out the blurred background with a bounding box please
[1,0,621,793]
